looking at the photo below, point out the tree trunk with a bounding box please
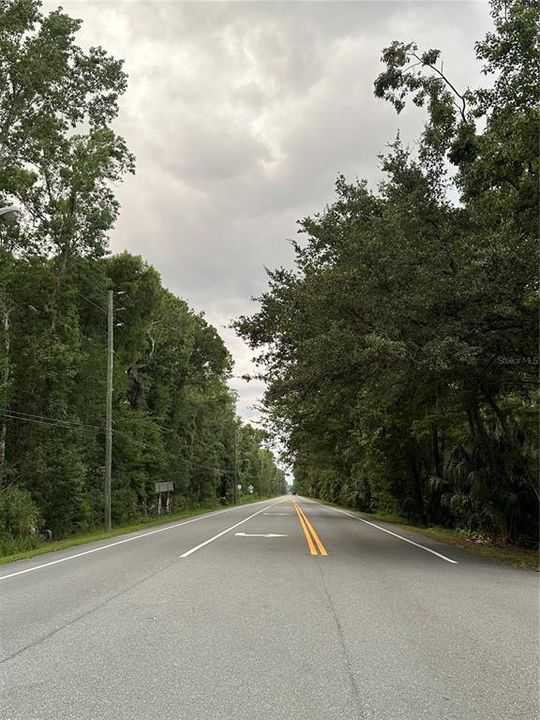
[407,439,426,524]
[432,426,443,478]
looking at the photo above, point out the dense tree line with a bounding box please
[0,0,286,553]
[236,0,538,546]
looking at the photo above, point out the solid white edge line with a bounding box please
[0,498,285,581]
[179,501,283,558]
[317,502,459,565]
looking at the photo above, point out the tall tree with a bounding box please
[236,0,538,544]
[1,2,284,551]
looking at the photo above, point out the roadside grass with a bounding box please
[312,500,539,571]
[0,494,275,566]
[400,524,540,571]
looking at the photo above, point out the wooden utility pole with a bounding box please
[0,300,11,478]
[104,290,113,532]
[233,425,238,504]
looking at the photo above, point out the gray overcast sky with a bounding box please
[45,0,492,422]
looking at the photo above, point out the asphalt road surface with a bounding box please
[1,496,538,720]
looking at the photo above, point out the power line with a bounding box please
[78,282,135,306]
[112,429,224,475]
[120,291,137,309]
[0,412,224,473]
[74,286,139,321]
[1,410,230,475]
[1,408,102,429]
[72,288,108,316]
[0,411,102,433]
[112,416,174,436]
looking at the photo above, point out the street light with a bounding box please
[0,206,20,223]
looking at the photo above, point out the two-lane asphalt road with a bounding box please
[1,496,538,719]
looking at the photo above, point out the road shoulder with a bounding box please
[305,497,539,571]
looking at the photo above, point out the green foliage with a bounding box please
[0,484,42,555]
[0,0,134,258]
[236,0,538,546]
[0,247,284,542]
[0,1,284,549]
[0,485,40,536]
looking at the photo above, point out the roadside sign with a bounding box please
[248,484,254,494]
[155,481,174,493]
[155,481,174,516]
[237,484,242,490]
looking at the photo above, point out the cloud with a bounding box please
[44,0,492,423]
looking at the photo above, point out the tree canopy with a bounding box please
[235,0,538,545]
[0,1,286,552]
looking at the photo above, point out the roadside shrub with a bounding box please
[0,486,41,537]
[0,486,42,556]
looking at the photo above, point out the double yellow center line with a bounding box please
[292,501,328,556]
